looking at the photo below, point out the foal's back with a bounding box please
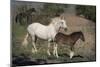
[55,32,72,45]
[55,31,83,46]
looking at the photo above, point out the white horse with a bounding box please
[22,16,68,57]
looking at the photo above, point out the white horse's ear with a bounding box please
[60,16,65,20]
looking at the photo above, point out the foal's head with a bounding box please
[71,31,85,42]
[78,31,85,41]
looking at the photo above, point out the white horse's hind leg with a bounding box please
[22,33,29,47]
[32,36,37,53]
[32,41,37,53]
[47,41,51,56]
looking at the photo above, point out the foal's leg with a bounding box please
[69,46,74,59]
[69,50,74,59]
[55,43,59,58]
[32,36,37,53]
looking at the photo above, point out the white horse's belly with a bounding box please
[27,23,50,40]
[35,27,48,40]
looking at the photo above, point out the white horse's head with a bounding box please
[51,16,68,32]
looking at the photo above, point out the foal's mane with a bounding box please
[71,31,83,36]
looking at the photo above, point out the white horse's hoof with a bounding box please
[32,48,35,53]
[35,49,38,53]
[47,51,51,56]
[53,50,56,56]
[53,53,55,56]
[48,53,51,56]
[56,55,59,58]
[70,52,74,59]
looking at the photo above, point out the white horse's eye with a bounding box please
[61,22,63,24]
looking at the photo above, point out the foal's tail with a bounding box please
[22,33,29,47]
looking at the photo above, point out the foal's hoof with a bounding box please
[70,52,74,59]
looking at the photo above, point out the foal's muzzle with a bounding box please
[82,37,85,42]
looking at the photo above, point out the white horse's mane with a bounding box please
[50,17,62,24]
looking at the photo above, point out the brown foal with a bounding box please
[54,31,85,59]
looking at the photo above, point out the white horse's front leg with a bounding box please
[47,42,51,56]
[53,42,59,58]
[53,43,56,56]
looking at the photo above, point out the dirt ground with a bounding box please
[63,14,96,60]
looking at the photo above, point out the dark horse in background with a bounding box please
[54,31,85,59]
[15,8,36,25]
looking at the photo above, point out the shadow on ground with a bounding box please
[12,52,95,67]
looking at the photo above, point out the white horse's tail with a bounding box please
[22,33,29,47]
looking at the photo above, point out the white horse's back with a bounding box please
[27,22,49,39]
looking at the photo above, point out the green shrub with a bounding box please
[41,3,64,17]
[76,5,96,22]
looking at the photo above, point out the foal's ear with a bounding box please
[60,16,65,20]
